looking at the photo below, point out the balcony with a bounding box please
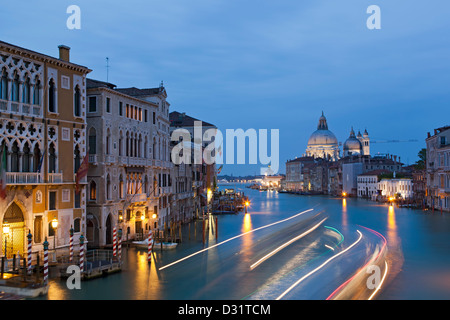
[6,172,42,184]
[0,99,43,118]
[48,173,63,183]
[88,154,98,165]
[105,155,116,164]
[127,193,148,203]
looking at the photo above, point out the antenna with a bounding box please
[106,57,110,83]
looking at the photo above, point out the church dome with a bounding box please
[343,127,362,154]
[307,112,338,146]
[306,112,339,160]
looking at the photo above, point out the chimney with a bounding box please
[58,45,71,62]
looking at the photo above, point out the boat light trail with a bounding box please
[368,261,389,300]
[324,245,335,251]
[325,226,388,300]
[275,230,363,300]
[159,208,314,271]
[250,218,327,270]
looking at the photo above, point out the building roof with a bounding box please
[115,87,164,97]
[87,78,116,89]
[286,156,315,163]
[359,169,392,176]
[169,111,216,128]
[0,40,91,73]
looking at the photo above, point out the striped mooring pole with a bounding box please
[113,227,117,257]
[118,228,122,261]
[69,226,74,263]
[147,229,153,264]
[43,237,49,284]
[27,230,32,275]
[79,234,85,273]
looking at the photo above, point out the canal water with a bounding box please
[42,184,450,300]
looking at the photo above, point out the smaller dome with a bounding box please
[343,127,362,154]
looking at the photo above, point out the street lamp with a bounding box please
[2,225,9,258]
[51,217,58,251]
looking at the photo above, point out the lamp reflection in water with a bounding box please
[386,204,403,286]
[342,198,348,232]
[240,213,254,262]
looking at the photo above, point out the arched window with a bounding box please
[119,174,124,199]
[153,138,156,160]
[48,78,56,113]
[11,72,19,102]
[106,174,111,199]
[11,141,19,172]
[33,78,40,105]
[0,68,8,100]
[22,142,31,172]
[74,145,81,173]
[74,85,81,117]
[88,128,96,154]
[49,143,56,173]
[126,132,130,157]
[33,144,41,172]
[23,77,31,104]
[118,131,123,156]
[106,128,111,155]
[90,180,97,200]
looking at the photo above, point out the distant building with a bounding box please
[357,169,390,199]
[378,178,413,200]
[285,156,315,191]
[169,111,217,218]
[426,125,450,212]
[343,127,370,157]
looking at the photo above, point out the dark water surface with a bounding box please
[43,184,450,300]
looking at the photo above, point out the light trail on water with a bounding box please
[159,208,315,271]
[275,230,363,300]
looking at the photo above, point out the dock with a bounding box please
[212,188,249,214]
[59,250,122,280]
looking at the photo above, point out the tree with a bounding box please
[414,148,426,170]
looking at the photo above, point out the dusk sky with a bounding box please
[2,0,449,176]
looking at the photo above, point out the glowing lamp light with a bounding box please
[152,213,157,219]
[141,213,146,220]
[51,218,58,229]
[2,225,10,234]
[245,201,250,207]
[342,192,347,197]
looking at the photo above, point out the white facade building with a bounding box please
[378,178,413,199]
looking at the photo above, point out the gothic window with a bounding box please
[74,144,81,173]
[119,174,124,199]
[49,142,56,173]
[23,77,31,104]
[106,174,111,199]
[33,77,40,105]
[74,85,81,117]
[90,180,97,200]
[106,129,111,155]
[11,141,19,172]
[11,72,19,102]
[0,68,8,100]
[48,78,56,113]
[33,144,41,172]
[22,142,31,172]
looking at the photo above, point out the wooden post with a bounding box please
[215,217,218,240]
[1,257,4,279]
[12,254,16,272]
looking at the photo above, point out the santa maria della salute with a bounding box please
[305,112,370,160]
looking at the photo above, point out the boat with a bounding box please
[132,239,178,250]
